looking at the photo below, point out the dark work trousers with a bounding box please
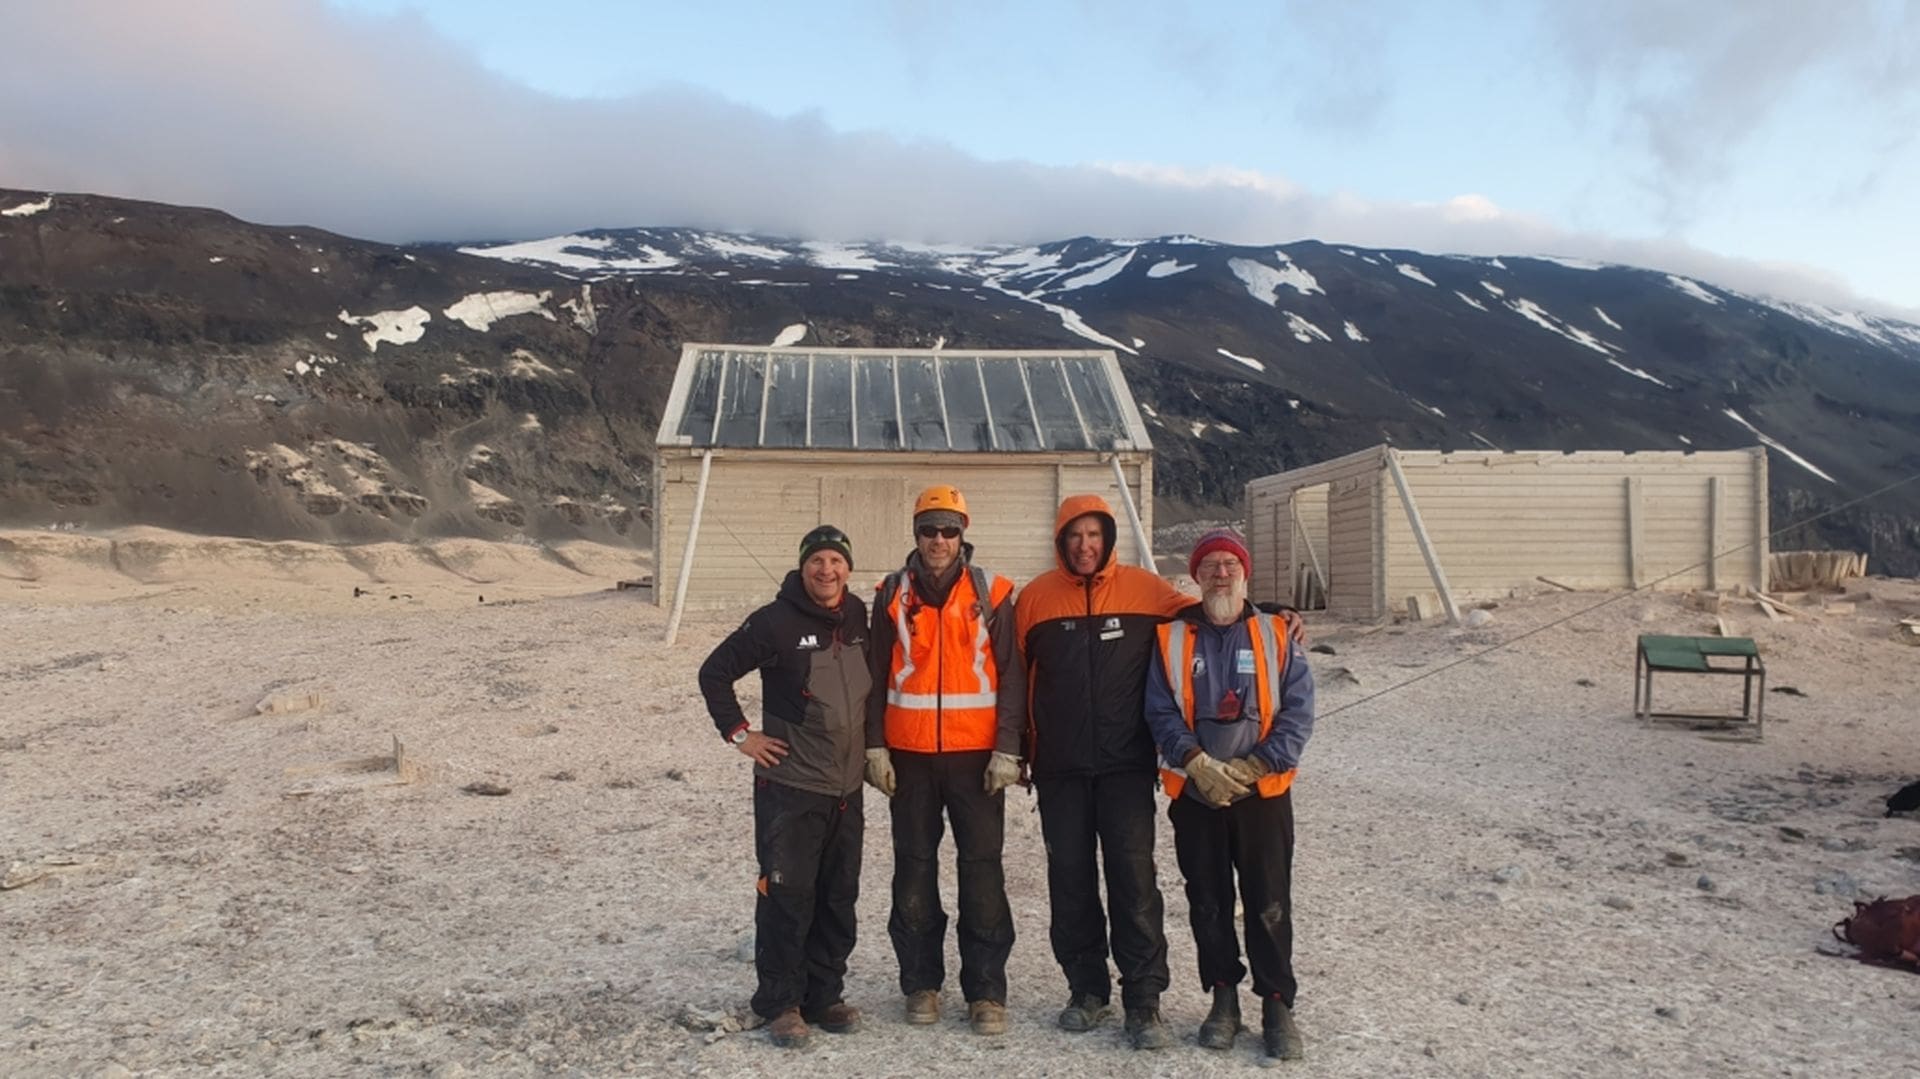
[751,776,864,1020]
[1167,789,1297,1006]
[887,749,1014,1004]
[1035,771,1169,1009]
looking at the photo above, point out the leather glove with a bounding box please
[983,751,1022,795]
[864,747,897,798]
[1185,752,1250,807]
[1223,755,1270,785]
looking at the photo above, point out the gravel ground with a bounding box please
[3,530,1917,1077]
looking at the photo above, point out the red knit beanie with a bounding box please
[1188,527,1252,583]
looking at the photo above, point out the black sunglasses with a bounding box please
[916,525,962,539]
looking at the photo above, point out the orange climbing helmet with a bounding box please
[912,484,969,525]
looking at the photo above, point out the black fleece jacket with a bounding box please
[698,571,873,797]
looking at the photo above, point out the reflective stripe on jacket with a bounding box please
[1154,611,1298,801]
[881,564,1016,753]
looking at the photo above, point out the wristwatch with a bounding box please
[729,726,751,746]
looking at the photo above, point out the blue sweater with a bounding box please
[1145,608,1316,782]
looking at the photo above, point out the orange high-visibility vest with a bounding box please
[1155,612,1298,801]
[882,565,1014,753]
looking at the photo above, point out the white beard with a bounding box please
[1202,581,1245,624]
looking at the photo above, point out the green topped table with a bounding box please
[1634,634,1764,739]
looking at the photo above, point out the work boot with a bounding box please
[768,1007,810,1049]
[803,1001,861,1034]
[1123,1005,1170,1050]
[1262,998,1305,1061]
[1057,991,1111,1032]
[969,1000,1008,1036]
[1197,984,1242,1050]
[903,989,940,1026]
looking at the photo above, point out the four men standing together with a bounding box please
[698,486,1316,1061]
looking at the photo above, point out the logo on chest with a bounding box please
[797,634,820,650]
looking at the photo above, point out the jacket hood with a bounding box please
[1053,494,1118,578]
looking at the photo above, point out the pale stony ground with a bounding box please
[3,528,1918,1077]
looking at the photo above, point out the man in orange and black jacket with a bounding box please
[1013,494,1192,1049]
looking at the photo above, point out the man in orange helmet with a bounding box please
[1014,493,1193,1049]
[864,484,1026,1035]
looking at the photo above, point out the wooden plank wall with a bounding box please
[1379,449,1767,606]
[656,451,1154,607]
[1327,472,1382,619]
[1245,447,1383,618]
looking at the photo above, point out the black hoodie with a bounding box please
[698,571,873,797]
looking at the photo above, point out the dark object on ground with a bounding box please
[1310,644,1336,655]
[1771,685,1807,697]
[1575,678,1595,687]
[1889,780,1920,817]
[352,586,368,597]
[1831,895,1920,971]
[461,781,511,796]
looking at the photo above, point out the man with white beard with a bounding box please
[1143,528,1316,1061]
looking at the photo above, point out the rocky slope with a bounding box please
[4,188,1919,571]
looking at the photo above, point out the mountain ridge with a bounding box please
[4,187,1918,574]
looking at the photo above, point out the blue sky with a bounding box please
[3,1,1917,314]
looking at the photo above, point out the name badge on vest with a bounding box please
[1235,649,1256,675]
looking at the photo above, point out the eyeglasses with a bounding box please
[1196,557,1244,576]
[916,525,962,540]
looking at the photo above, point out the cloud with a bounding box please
[0,0,1913,319]
[1540,0,1920,228]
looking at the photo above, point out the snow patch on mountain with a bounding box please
[1666,275,1723,305]
[803,242,887,271]
[462,234,679,273]
[1504,298,1613,356]
[1455,291,1488,312]
[701,236,789,262]
[770,324,806,347]
[2,195,51,217]
[1056,249,1136,291]
[1749,296,1920,353]
[1479,280,1505,297]
[1396,263,1436,287]
[1228,255,1322,305]
[1593,306,1623,331]
[560,285,597,334]
[1147,259,1195,278]
[1534,256,1608,271]
[1606,359,1670,388]
[1343,321,1368,342]
[1217,347,1265,372]
[1285,313,1332,343]
[338,306,429,352]
[1722,409,1834,482]
[444,290,555,332]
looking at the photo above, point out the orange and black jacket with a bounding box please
[1014,494,1192,780]
[864,544,1025,756]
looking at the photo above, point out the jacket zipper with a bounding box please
[1084,574,1096,766]
[934,586,945,753]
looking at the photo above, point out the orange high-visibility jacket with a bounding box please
[1153,612,1298,801]
[880,564,1017,753]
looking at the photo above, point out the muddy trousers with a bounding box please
[751,777,863,1020]
[1167,789,1297,1006]
[1035,772,1169,1009]
[888,749,1014,1004]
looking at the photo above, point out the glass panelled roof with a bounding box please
[658,346,1151,452]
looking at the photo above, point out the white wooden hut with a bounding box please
[1245,446,1770,621]
[654,344,1156,618]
